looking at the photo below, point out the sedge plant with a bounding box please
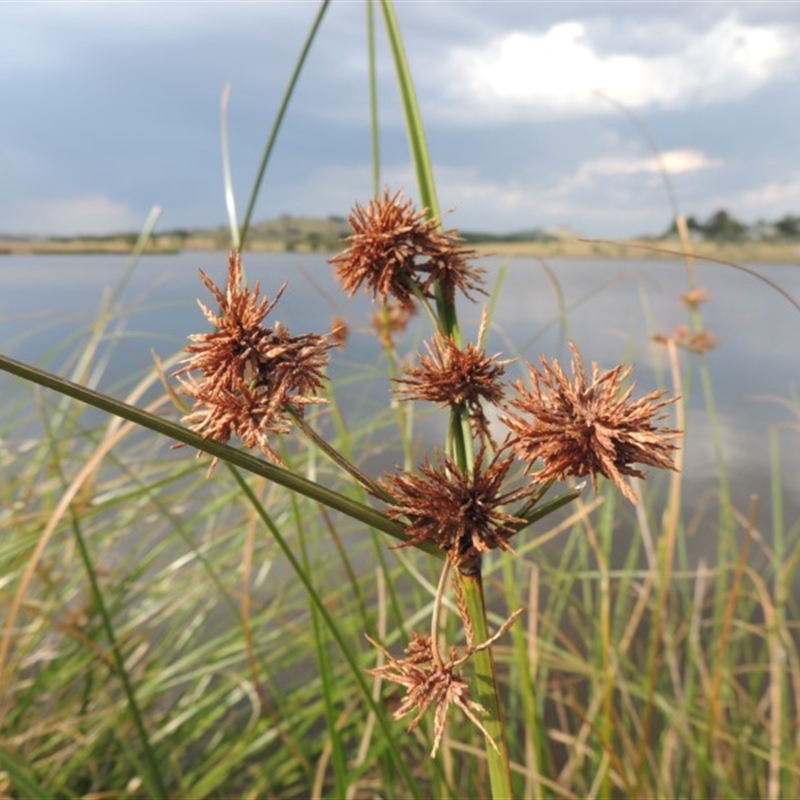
[170,185,680,798]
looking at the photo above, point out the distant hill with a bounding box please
[460,228,558,244]
[0,215,562,255]
[2,212,800,261]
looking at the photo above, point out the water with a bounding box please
[2,251,799,560]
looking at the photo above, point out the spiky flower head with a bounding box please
[365,632,491,758]
[501,343,679,504]
[394,313,508,441]
[371,299,417,349]
[329,188,484,310]
[175,250,334,463]
[380,447,528,570]
[653,325,717,354]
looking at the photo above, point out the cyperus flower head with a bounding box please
[365,609,522,758]
[501,343,679,504]
[394,312,508,442]
[380,447,528,570]
[329,188,484,310]
[175,250,334,463]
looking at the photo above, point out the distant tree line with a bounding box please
[663,210,800,241]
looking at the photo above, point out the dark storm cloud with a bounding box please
[2,1,799,237]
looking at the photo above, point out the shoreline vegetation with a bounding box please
[3,214,800,262]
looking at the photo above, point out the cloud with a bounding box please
[6,195,144,236]
[573,149,721,179]
[740,172,800,212]
[534,148,721,221]
[446,15,798,120]
[418,165,667,235]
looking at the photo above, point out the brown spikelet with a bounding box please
[680,287,710,307]
[365,609,521,757]
[329,316,349,348]
[379,446,528,569]
[653,326,717,354]
[174,250,332,463]
[329,188,484,310]
[371,300,418,349]
[501,342,679,504]
[395,313,508,441]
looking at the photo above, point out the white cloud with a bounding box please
[447,15,797,119]
[659,150,722,174]
[7,195,143,236]
[420,165,666,235]
[552,149,722,206]
[574,149,721,180]
[740,172,800,212]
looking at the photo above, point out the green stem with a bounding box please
[288,406,392,501]
[366,0,381,196]
[378,3,514,794]
[378,0,439,221]
[457,570,515,799]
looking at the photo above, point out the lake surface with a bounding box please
[2,251,799,560]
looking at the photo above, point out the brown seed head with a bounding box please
[394,324,508,441]
[329,316,349,348]
[329,188,484,309]
[680,287,710,307]
[380,447,528,568]
[371,299,418,349]
[366,632,491,758]
[175,250,332,462]
[365,608,522,757]
[501,343,679,504]
[673,325,717,354]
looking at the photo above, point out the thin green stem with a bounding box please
[290,489,349,797]
[239,0,330,249]
[378,0,439,221]
[289,406,392,501]
[366,0,381,196]
[456,570,515,799]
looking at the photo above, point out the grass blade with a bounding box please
[239,1,331,248]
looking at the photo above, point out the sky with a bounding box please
[3,1,800,238]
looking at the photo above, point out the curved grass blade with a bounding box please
[0,750,49,800]
[239,1,331,249]
[579,237,800,315]
[220,82,240,249]
[0,352,441,555]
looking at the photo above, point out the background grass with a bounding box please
[2,257,799,798]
